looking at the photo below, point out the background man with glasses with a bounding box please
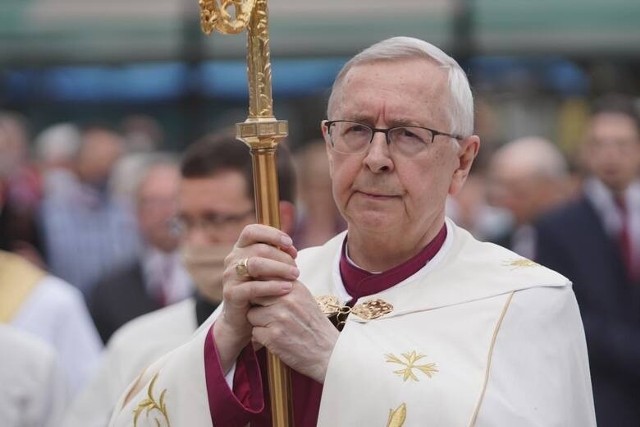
[65,134,297,426]
[110,37,595,426]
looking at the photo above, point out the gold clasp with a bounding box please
[316,295,394,331]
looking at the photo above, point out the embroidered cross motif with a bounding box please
[385,351,438,382]
[133,372,171,427]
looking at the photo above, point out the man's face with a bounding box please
[583,112,640,193]
[178,170,254,247]
[136,165,180,252]
[487,159,546,226]
[77,129,124,186]
[324,59,474,246]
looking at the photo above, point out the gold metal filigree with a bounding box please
[199,0,281,122]
[199,0,256,35]
[387,403,407,427]
[315,295,350,330]
[351,299,394,320]
[315,296,393,330]
[385,351,439,382]
[133,372,170,427]
[316,295,343,316]
[502,258,540,269]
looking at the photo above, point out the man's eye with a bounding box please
[345,124,369,134]
[396,127,428,144]
[202,214,221,225]
[400,128,419,138]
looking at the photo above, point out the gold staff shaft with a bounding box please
[199,0,292,425]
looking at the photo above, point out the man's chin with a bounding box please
[347,213,398,234]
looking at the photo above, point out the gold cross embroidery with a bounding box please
[385,351,438,382]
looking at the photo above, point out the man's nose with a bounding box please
[363,131,393,172]
[183,226,217,247]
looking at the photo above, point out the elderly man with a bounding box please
[109,37,595,426]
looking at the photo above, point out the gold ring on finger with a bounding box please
[235,257,252,279]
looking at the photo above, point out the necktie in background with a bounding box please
[615,197,639,282]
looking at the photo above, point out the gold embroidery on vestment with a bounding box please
[468,292,515,426]
[503,258,539,269]
[133,372,171,427]
[385,350,438,382]
[387,402,407,426]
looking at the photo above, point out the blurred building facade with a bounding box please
[0,0,638,154]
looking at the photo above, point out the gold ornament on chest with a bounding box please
[315,295,393,330]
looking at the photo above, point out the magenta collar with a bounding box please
[339,225,447,302]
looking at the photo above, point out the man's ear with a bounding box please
[279,200,297,236]
[449,135,480,196]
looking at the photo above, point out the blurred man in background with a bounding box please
[535,94,640,426]
[39,123,140,297]
[89,155,192,343]
[64,135,296,426]
[487,136,572,258]
[34,122,82,199]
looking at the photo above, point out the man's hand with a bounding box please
[213,224,300,373]
[247,283,340,383]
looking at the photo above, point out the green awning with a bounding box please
[0,0,639,66]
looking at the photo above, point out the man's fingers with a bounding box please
[235,224,296,256]
[224,279,294,306]
[246,257,299,281]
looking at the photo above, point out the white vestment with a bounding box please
[10,275,104,395]
[64,299,197,427]
[109,219,596,427]
[0,324,68,427]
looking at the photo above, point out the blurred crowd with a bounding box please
[1,92,639,426]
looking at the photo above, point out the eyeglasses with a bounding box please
[324,120,463,156]
[171,208,255,236]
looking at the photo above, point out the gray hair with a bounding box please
[493,136,568,180]
[327,36,474,138]
[34,123,81,164]
[109,151,179,204]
